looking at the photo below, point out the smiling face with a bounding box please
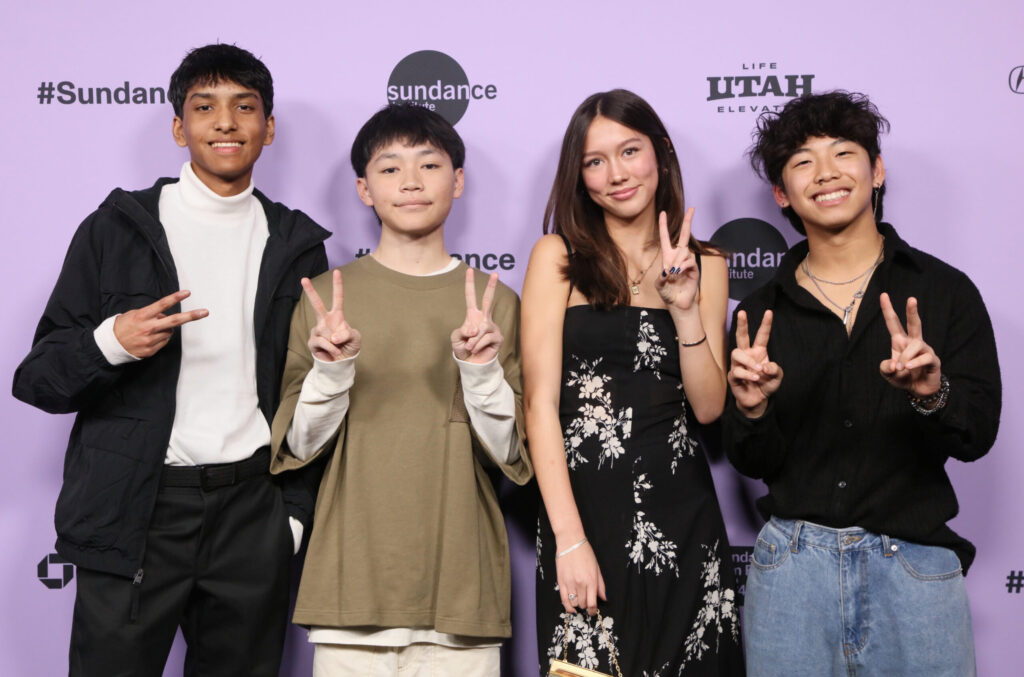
[580,115,660,227]
[171,79,274,197]
[356,140,464,239]
[774,136,885,236]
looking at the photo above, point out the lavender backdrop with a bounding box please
[2,1,1021,674]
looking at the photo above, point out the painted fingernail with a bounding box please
[661,270,667,277]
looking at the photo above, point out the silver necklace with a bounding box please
[802,260,877,286]
[802,241,884,328]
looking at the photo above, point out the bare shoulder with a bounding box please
[698,253,729,313]
[699,252,728,280]
[528,233,570,266]
[524,234,571,290]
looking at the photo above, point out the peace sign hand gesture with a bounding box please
[727,310,783,418]
[451,269,502,364]
[878,293,941,397]
[302,269,361,362]
[655,208,700,311]
[113,290,208,358]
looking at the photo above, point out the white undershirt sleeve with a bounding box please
[93,315,142,365]
[454,355,519,464]
[286,354,357,461]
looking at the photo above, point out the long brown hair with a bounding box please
[544,89,716,309]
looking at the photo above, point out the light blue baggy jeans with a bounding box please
[743,517,976,677]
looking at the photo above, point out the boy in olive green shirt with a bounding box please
[271,103,531,676]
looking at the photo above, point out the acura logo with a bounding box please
[1010,66,1024,94]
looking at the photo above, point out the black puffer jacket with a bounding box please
[13,178,330,577]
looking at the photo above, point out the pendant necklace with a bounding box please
[802,240,884,328]
[628,247,661,295]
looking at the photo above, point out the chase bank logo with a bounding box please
[1009,65,1024,94]
[38,553,74,589]
[387,50,497,125]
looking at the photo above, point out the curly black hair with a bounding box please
[748,91,890,235]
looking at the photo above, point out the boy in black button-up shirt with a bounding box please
[724,91,1000,677]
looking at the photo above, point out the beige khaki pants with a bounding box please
[312,643,500,677]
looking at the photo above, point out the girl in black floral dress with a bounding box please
[522,90,744,676]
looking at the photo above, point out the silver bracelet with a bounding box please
[555,537,588,559]
[907,374,950,416]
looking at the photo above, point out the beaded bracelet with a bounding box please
[907,374,950,415]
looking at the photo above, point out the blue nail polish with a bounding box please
[661,270,667,277]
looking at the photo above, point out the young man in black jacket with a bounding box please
[12,44,329,677]
[723,91,1000,676]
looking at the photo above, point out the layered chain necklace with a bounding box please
[628,246,661,295]
[801,239,884,328]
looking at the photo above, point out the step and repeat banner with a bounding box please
[2,1,1021,674]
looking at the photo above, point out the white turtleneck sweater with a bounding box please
[94,161,270,466]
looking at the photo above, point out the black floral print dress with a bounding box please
[537,306,745,676]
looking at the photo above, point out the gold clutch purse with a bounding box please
[548,660,613,677]
[548,611,623,677]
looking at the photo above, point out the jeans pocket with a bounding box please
[893,540,962,581]
[751,522,790,570]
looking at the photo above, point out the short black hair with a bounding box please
[350,104,465,178]
[748,91,890,234]
[169,44,274,119]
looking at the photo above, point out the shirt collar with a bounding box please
[773,222,923,298]
[177,161,256,218]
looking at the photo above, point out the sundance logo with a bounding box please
[387,50,497,125]
[710,218,788,300]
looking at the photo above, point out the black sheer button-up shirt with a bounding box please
[723,223,1001,571]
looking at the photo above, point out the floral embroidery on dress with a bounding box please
[643,663,671,677]
[548,612,621,671]
[563,357,633,469]
[634,310,667,379]
[668,399,698,474]
[626,469,679,576]
[679,540,740,669]
[536,521,545,580]
[632,471,653,505]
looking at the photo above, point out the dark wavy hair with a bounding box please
[350,103,465,178]
[748,90,890,235]
[544,89,715,310]
[169,44,273,118]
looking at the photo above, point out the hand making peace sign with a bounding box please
[451,269,502,364]
[113,290,208,358]
[878,293,942,397]
[302,269,362,362]
[727,309,783,418]
[655,208,700,310]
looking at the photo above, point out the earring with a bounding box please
[872,183,882,222]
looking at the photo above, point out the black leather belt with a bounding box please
[160,447,271,490]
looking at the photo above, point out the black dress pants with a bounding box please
[68,470,293,677]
